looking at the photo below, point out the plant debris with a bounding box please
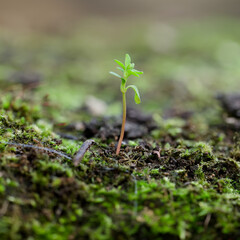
[73,139,95,166]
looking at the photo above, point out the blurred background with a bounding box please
[0,0,240,121]
[1,0,240,30]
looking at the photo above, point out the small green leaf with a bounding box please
[117,67,124,72]
[114,59,125,69]
[109,71,121,78]
[129,71,140,77]
[132,69,143,75]
[126,85,141,104]
[125,54,131,67]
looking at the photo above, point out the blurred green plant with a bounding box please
[110,54,143,155]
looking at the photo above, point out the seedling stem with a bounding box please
[116,92,126,155]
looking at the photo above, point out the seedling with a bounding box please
[110,54,143,155]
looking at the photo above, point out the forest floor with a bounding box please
[0,18,240,240]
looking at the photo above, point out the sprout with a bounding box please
[110,54,143,155]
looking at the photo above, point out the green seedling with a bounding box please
[110,54,143,155]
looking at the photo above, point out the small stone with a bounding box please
[84,96,107,116]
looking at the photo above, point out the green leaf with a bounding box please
[132,69,143,75]
[114,59,125,69]
[129,71,140,77]
[126,85,141,104]
[125,54,131,67]
[109,71,121,78]
[117,67,124,72]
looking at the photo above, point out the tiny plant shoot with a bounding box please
[110,54,143,155]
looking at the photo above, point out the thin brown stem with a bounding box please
[116,92,126,155]
[0,141,72,160]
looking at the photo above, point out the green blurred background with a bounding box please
[0,0,240,120]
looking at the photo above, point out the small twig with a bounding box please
[204,213,211,228]
[0,141,72,160]
[1,140,96,164]
[73,139,95,166]
[0,201,9,217]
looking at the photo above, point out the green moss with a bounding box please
[1,93,239,239]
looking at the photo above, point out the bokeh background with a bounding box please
[0,0,240,120]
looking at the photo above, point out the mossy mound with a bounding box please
[0,94,240,240]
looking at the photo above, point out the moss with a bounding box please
[2,94,240,239]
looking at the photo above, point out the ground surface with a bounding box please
[1,18,240,240]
